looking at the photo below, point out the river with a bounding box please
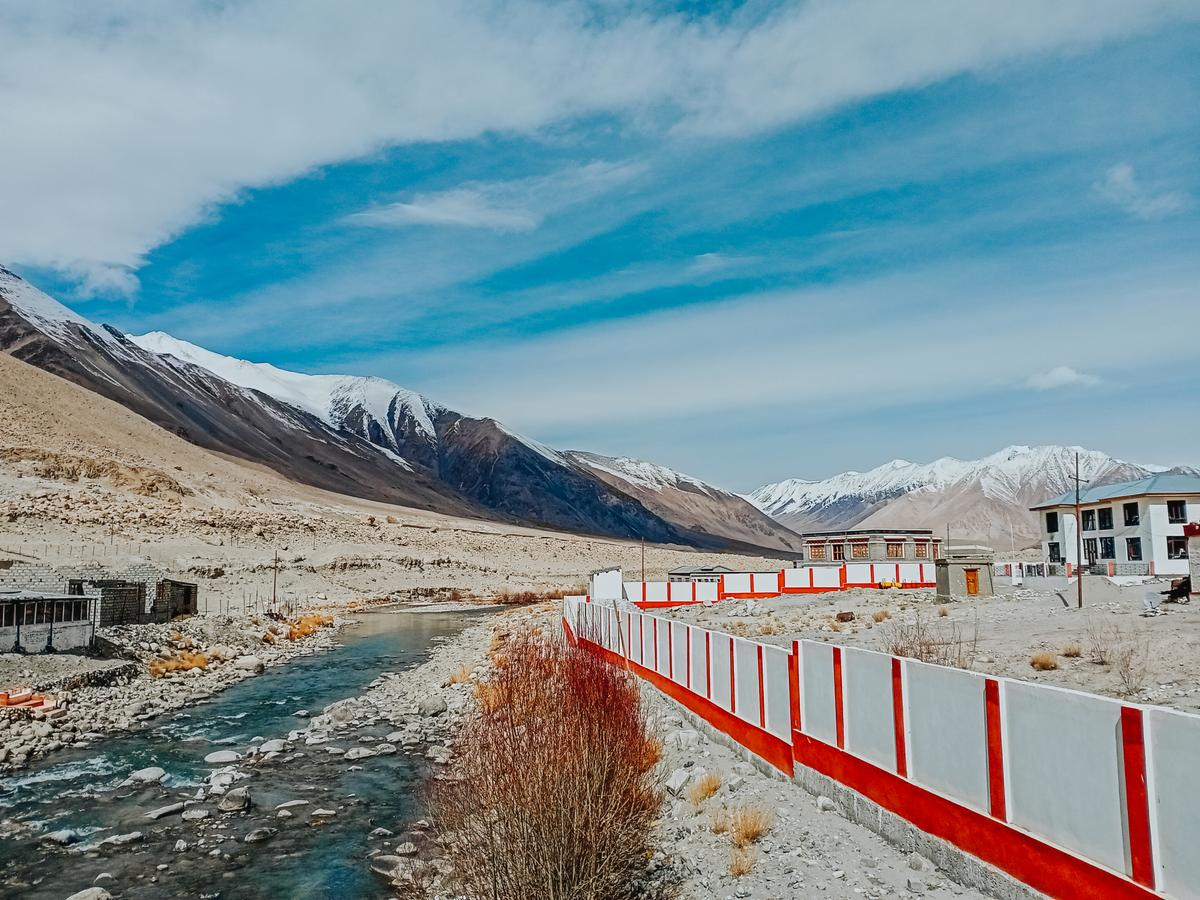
[0,609,477,899]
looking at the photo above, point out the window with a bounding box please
[914,542,928,559]
[1168,500,1188,524]
[808,545,826,560]
[851,543,869,559]
[1124,502,1140,526]
[1167,536,1188,559]
[886,542,904,559]
[1083,537,1098,562]
[1045,511,1059,533]
[1082,509,1096,531]
[1099,537,1115,559]
[1048,542,1062,562]
[0,603,12,627]
[832,544,845,561]
[1097,508,1113,530]
[1126,537,1142,561]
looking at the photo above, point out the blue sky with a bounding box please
[3,1,1199,490]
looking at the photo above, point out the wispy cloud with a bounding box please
[348,189,539,232]
[2,1,1192,293]
[1094,162,1189,220]
[1025,365,1101,391]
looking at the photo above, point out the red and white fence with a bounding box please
[563,597,1198,900]
[583,563,937,609]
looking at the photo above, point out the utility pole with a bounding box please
[1072,452,1087,609]
[640,536,645,583]
[271,549,279,613]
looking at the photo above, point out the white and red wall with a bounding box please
[563,597,1198,900]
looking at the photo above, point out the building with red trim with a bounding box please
[799,529,938,564]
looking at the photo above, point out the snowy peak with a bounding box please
[567,451,723,496]
[0,265,122,347]
[129,331,442,453]
[748,445,1158,542]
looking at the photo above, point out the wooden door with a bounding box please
[965,569,979,595]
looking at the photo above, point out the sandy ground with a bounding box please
[656,580,1200,712]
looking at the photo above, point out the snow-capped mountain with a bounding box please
[567,451,804,553]
[748,446,1165,545]
[0,265,788,550]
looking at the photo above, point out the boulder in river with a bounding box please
[234,655,265,674]
[121,766,165,786]
[344,747,375,761]
[417,696,447,717]
[66,889,112,900]
[204,749,242,764]
[145,802,185,820]
[244,827,278,844]
[218,786,252,812]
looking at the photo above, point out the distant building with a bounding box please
[1031,474,1200,576]
[0,590,96,653]
[799,529,938,565]
[936,546,996,600]
[667,565,736,583]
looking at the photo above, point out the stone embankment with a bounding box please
[0,613,346,772]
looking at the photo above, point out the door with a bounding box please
[964,569,979,596]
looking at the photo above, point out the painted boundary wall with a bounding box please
[563,598,1196,900]
[583,564,936,610]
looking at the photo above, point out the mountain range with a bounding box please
[0,266,800,553]
[747,445,1197,546]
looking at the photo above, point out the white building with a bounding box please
[1031,474,1200,576]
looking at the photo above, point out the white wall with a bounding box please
[800,641,837,745]
[904,660,990,812]
[1148,706,1200,898]
[842,647,896,770]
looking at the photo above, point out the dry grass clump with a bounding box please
[687,772,722,806]
[729,805,772,848]
[491,587,579,605]
[447,665,473,686]
[937,606,950,617]
[1061,642,1082,658]
[729,848,757,877]
[148,650,209,677]
[1086,620,1120,665]
[883,614,978,669]
[1112,630,1150,695]
[1030,652,1058,671]
[430,630,662,900]
[287,613,334,640]
[872,610,891,623]
[710,808,730,834]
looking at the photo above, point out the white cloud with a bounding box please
[1094,163,1189,220]
[345,160,642,233]
[1,0,1192,293]
[348,190,539,232]
[1025,365,1101,391]
[65,261,140,299]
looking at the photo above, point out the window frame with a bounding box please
[832,544,845,561]
[1123,502,1140,527]
[808,544,826,561]
[1048,542,1062,562]
[1099,536,1115,560]
[1167,535,1188,559]
[1082,509,1096,531]
[1046,511,1060,533]
[1083,537,1098,562]
[851,543,870,560]
[1167,499,1187,524]
[886,542,904,559]
[1126,537,1142,561]
[1097,507,1113,530]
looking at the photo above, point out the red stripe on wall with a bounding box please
[757,645,766,729]
[1120,706,1155,889]
[833,646,845,750]
[891,657,907,778]
[984,679,1006,821]
[788,640,801,732]
[790,731,1158,900]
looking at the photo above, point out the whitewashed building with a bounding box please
[1031,474,1200,576]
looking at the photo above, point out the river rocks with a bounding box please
[66,889,112,900]
[217,786,252,812]
[311,808,337,818]
[97,831,143,849]
[204,749,242,764]
[343,746,375,761]
[374,743,397,755]
[244,827,278,844]
[665,768,692,797]
[257,738,289,754]
[145,802,185,820]
[274,799,309,810]
[40,828,80,845]
[233,655,265,674]
[417,696,447,717]
[395,841,418,856]
[182,807,210,821]
[370,855,405,879]
[122,766,166,786]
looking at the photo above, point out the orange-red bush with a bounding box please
[431,631,662,899]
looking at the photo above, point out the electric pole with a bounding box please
[272,549,279,613]
[640,536,646,582]
[1072,452,1087,609]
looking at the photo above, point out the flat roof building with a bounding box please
[799,529,939,564]
[1031,474,1200,576]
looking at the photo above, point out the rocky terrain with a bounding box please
[0,611,347,772]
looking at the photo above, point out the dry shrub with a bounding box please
[883,614,978,668]
[710,808,730,834]
[492,587,576,605]
[729,848,757,877]
[148,650,209,677]
[1030,652,1058,671]
[1086,620,1120,665]
[287,613,334,640]
[488,630,508,656]
[828,620,841,633]
[872,610,891,624]
[729,805,772,848]
[1062,642,1082,658]
[937,606,950,618]
[1112,630,1150,695]
[447,665,473,686]
[687,772,722,806]
[430,631,662,900]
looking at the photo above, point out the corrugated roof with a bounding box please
[1030,474,1200,510]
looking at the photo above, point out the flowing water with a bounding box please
[0,609,478,899]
